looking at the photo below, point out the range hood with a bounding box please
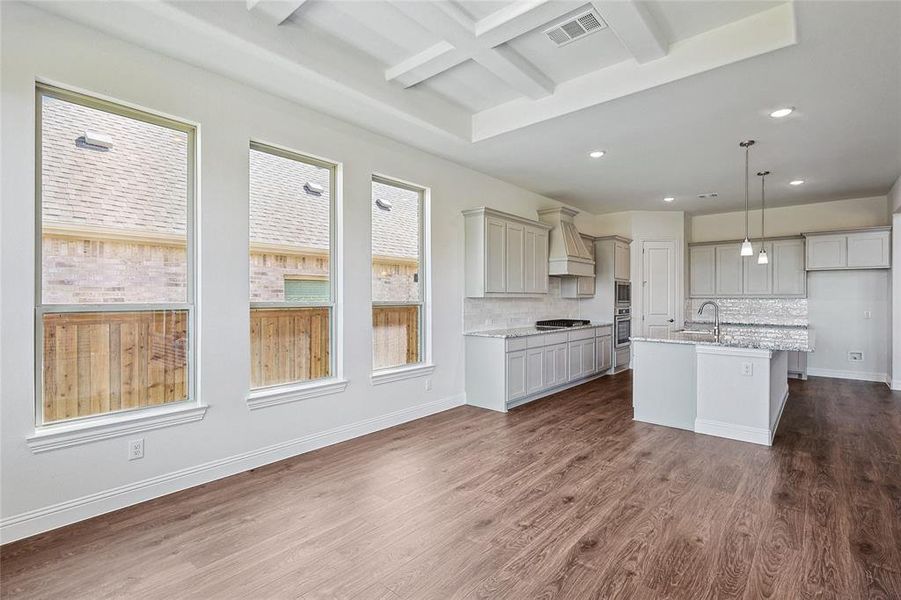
[537,207,595,277]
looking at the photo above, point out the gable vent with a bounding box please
[544,11,606,47]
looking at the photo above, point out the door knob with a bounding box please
[667,319,674,323]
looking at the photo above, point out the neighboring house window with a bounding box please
[249,142,335,388]
[371,176,425,370]
[36,84,195,424]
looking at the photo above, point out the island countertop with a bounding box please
[464,322,613,339]
[632,323,814,352]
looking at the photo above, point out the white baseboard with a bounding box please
[891,379,901,391]
[0,393,465,545]
[694,418,772,446]
[807,367,889,384]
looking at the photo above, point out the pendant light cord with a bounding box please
[745,145,749,239]
[760,173,766,238]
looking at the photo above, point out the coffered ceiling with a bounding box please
[33,1,901,215]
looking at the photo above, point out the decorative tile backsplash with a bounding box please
[686,297,808,326]
[464,278,583,331]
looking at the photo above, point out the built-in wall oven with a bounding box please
[614,307,632,348]
[615,280,631,306]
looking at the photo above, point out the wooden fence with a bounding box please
[42,310,188,423]
[372,305,420,370]
[250,307,330,388]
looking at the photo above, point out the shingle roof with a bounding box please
[41,96,188,237]
[41,96,420,260]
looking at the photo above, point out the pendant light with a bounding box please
[757,170,770,264]
[739,140,755,256]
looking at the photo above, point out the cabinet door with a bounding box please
[715,244,744,296]
[506,350,527,402]
[568,341,584,381]
[505,222,525,293]
[544,343,566,388]
[847,231,890,268]
[577,276,595,296]
[772,239,806,296]
[526,347,545,395]
[689,246,716,296]
[614,241,630,280]
[485,218,507,292]
[597,335,612,371]
[535,230,549,292]
[743,242,773,296]
[581,339,596,376]
[806,234,846,270]
[524,227,549,293]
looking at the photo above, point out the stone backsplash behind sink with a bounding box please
[686,297,808,327]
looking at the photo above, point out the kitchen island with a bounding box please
[631,325,814,446]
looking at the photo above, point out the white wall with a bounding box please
[687,195,892,382]
[890,175,901,388]
[689,196,889,242]
[0,4,572,541]
[807,271,891,381]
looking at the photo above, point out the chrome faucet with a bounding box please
[697,300,721,341]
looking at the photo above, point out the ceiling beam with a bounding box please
[246,0,308,26]
[386,0,556,99]
[475,1,579,48]
[591,0,667,63]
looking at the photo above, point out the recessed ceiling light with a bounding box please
[789,179,805,186]
[769,107,794,118]
[663,197,675,203]
[588,150,606,159]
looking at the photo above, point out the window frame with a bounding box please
[33,83,199,431]
[248,141,338,392]
[370,174,431,377]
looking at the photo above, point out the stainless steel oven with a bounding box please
[615,280,631,306]
[614,308,632,348]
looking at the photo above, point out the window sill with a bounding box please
[371,364,435,386]
[27,403,208,454]
[246,378,349,410]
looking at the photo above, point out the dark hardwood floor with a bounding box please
[2,373,900,599]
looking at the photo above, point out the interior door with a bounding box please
[642,240,676,337]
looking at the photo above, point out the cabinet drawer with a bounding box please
[595,325,612,337]
[568,328,594,342]
[528,332,566,348]
[506,337,528,352]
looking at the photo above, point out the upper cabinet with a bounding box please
[614,239,630,280]
[805,227,891,270]
[464,208,551,297]
[714,243,744,296]
[689,237,806,298]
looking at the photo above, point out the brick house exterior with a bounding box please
[41,97,420,305]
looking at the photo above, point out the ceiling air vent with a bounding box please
[544,11,606,47]
[697,192,719,199]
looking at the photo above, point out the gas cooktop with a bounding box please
[535,319,591,330]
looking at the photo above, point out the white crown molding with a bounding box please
[2,393,466,544]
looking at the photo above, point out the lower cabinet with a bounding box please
[506,350,527,402]
[465,326,614,412]
[597,334,612,371]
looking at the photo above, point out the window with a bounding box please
[36,84,195,425]
[249,143,335,389]
[371,176,425,371]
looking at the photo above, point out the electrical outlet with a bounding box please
[864,310,872,319]
[425,378,432,391]
[741,362,753,376]
[129,438,144,461]
[848,351,864,362]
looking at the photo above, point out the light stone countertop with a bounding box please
[632,324,814,352]
[464,322,614,339]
